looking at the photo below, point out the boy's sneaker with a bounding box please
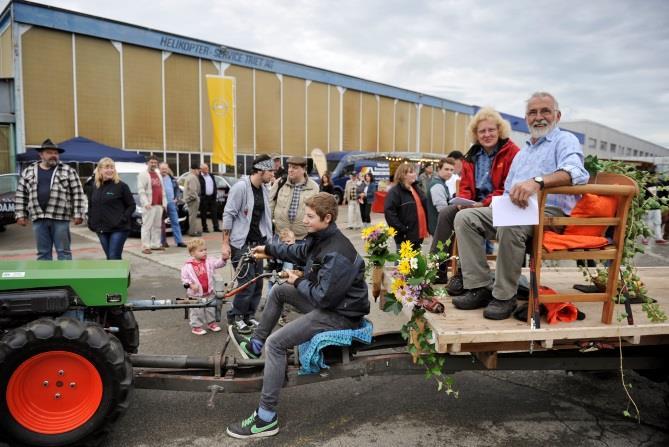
[207,322,222,332]
[245,317,260,328]
[229,316,252,335]
[228,326,260,359]
[226,410,278,439]
[191,327,207,336]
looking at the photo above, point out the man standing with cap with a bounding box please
[184,163,202,237]
[270,156,319,242]
[16,138,87,260]
[222,154,275,334]
[198,163,220,233]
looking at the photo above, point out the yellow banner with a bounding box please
[206,76,235,166]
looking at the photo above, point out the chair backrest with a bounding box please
[530,172,638,324]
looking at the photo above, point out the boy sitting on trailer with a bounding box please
[226,192,369,439]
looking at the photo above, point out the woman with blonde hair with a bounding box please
[384,162,428,250]
[87,157,135,259]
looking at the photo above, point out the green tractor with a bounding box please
[0,260,137,447]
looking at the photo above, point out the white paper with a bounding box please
[449,197,476,206]
[491,195,539,226]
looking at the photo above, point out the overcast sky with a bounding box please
[6,0,669,147]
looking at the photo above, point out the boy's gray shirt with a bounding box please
[222,175,273,249]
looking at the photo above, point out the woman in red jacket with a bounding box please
[429,107,520,282]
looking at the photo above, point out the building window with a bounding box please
[610,143,616,153]
[600,141,607,151]
[588,137,597,148]
[633,149,638,156]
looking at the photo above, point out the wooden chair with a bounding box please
[529,173,638,324]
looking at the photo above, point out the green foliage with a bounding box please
[581,155,668,323]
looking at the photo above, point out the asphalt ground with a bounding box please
[1,213,668,446]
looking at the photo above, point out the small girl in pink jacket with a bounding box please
[180,238,226,335]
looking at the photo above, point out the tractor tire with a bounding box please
[0,317,133,447]
[106,308,140,354]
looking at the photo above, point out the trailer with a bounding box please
[1,259,667,447]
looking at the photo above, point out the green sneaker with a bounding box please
[228,325,260,359]
[226,410,279,439]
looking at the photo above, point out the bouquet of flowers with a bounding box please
[361,223,398,267]
[361,223,398,300]
[385,240,447,313]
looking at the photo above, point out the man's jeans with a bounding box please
[255,283,361,412]
[32,219,72,260]
[227,244,264,320]
[161,201,184,245]
[97,231,129,260]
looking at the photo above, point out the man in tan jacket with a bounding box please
[270,156,319,241]
[184,163,202,237]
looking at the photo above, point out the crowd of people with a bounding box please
[15,90,655,439]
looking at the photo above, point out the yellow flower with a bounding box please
[387,226,397,237]
[390,277,406,294]
[361,227,374,239]
[363,242,370,253]
[399,240,418,260]
[397,259,412,275]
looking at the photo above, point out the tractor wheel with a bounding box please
[0,317,133,447]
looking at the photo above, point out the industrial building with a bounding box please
[0,0,487,176]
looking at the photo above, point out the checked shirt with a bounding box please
[16,162,87,221]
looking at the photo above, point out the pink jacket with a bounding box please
[180,257,226,298]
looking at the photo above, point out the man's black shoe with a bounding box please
[452,287,493,310]
[202,229,210,233]
[213,228,222,232]
[226,410,278,439]
[483,297,517,320]
[434,269,448,285]
[177,242,187,248]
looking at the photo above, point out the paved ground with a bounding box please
[1,211,668,446]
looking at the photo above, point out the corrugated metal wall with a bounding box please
[19,25,471,157]
[0,25,13,78]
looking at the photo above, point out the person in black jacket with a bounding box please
[384,163,428,251]
[226,192,368,439]
[87,157,135,259]
[198,163,220,232]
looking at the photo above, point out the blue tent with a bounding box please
[16,136,145,163]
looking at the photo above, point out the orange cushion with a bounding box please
[542,231,609,252]
[564,193,618,237]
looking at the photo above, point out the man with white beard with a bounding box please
[450,92,589,320]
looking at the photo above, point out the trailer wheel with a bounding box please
[0,317,133,447]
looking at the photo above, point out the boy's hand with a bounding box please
[251,245,270,259]
[285,269,303,285]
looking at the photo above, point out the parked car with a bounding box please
[85,162,188,238]
[0,173,19,232]
[176,172,231,219]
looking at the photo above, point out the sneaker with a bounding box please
[226,410,278,439]
[142,248,152,254]
[245,317,260,328]
[228,326,259,359]
[177,242,187,248]
[230,317,252,335]
[207,322,222,332]
[655,239,669,245]
[483,297,517,320]
[191,327,207,336]
[452,287,493,310]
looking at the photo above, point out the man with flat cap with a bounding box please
[184,163,202,237]
[16,139,87,260]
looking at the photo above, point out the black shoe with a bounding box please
[213,228,222,232]
[226,410,278,439]
[452,287,493,310]
[203,229,210,233]
[483,297,517,320]
[177,242,187,248]
[434,269,448,285]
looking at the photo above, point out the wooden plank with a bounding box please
[545,217,620,226]
[543,249,617,260]
[474,351,498,369]
[538,293,608,303]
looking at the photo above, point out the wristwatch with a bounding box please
[533,176,544,189]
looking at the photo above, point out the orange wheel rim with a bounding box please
[6,350,103,434]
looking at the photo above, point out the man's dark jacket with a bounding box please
[265,223,369,319]
[87,180,135,232]
[198,173,217,198]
